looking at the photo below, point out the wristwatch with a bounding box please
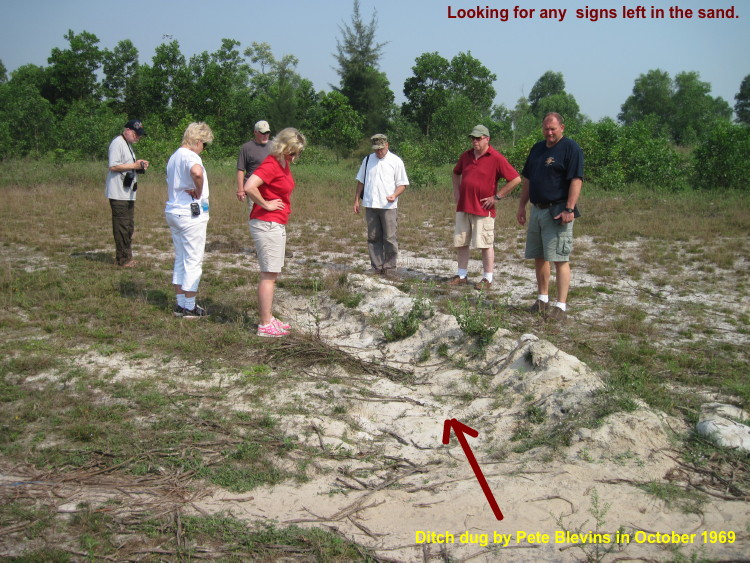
[564,207,574,213]
[494,194,503,201]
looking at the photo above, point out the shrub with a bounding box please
[693,121,750,190]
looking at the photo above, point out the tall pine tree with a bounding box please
[334,0,394,134]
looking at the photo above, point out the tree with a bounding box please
[509,96,538,142]
[137,40,189,123]
[9,64,47,92]
[312,91,363,160]
[734,74,750,126]
[446,51,496,111]
[339,65,393,133]
[46,30,103,113]
[0,60,6,84]
[671,71,731,145]
[526,70,582,126]
[528,70,565,115]
[402,51,496,136]
[245,44,318,131]
[334,0,393,133]
[0,82,55,156]
[619,69,673,128]
[402,52,450,136]
[102,39,139,114]
[534,93,581,125]
[619,69,731,144]
[430,94,488,161]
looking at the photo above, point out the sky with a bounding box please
[2,0,748,121]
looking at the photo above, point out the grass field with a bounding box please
[1,156,748,560]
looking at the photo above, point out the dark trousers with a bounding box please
[365,207,399,271]
[109,199,135,265]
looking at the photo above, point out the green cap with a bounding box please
[469,125,490,138]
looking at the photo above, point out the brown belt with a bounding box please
[533,202,550,209]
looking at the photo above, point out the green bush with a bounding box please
[693,121,750,190]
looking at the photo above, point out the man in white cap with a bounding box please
[236,120,272,203]
[449,124,520,290]
[353,134,409,276]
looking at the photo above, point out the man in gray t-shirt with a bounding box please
[106,120,149,266]
[236,120,271,204]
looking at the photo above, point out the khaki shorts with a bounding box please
[524,205,574,262]
[250,219,286,273]
[453,212,495,249]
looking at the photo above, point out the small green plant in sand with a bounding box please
[383,295,433,342]
[450,296,504,347]
[553,488,627,563]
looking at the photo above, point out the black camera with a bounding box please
[136,161,146,175]
[190,202,201,216]
[123,170,136,189]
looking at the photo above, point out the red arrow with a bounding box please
[442,418,504,520]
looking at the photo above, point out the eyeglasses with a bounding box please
[470,136,484,141]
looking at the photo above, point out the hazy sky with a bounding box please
[2,0,748,121]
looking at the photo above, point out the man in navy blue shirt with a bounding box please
[517,113,583,322]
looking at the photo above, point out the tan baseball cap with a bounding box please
[254,120,271,133]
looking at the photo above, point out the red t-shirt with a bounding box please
[453,146,519,218]
[249,155,295,224]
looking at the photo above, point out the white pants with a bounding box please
[166,212,208,293]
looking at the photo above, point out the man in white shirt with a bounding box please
[353,134,410,276]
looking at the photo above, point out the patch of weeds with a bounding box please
[610,449,644,467]
[611,304,649,336]
[383,295,433,342]
[330,273,364,308]
[276,276,322,296]
[449,296,504,347]
[72,502,117,556]
[525,404,547,424]
[553,488,627,562]
[637,481,706,514]
[417,346,430,363]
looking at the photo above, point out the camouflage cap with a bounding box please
[371,133,388,149]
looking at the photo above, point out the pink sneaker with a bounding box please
[271,317,291,331]
[257,322,289,338]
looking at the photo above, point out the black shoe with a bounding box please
[182,304,208,319]
[173,305,185,317]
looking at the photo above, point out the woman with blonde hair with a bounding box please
[243,127,306,337]
[165,122,214,318]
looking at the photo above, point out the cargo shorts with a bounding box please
[453,212,495,249]
[524,205,574,262]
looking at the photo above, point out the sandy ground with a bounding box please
[200,241,749,562]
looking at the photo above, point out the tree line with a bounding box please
[0,1,748,190]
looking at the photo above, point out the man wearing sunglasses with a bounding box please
[449,125,520,290]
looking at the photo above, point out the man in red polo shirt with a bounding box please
[448,125,521,290]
